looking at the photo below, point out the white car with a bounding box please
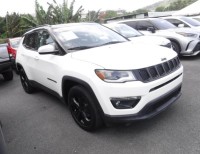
[16,23,183,131]
[192,16,200,22]
[163,16,200,30]
[119,18,200,56]
[104,23,172,48]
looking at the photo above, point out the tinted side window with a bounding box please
[165,19,189,27]
[122,21,137,29]
[136,20,154,30]
[23,32,39,50]
[38,30,54,48]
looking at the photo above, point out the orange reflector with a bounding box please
[96,71,105,80]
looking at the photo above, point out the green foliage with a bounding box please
[21,0,83,29]
[85,10,101,22]
[155,6,166,12]
[5,12,22,38]
[0,17,6,38]
[133,9,149,14]
[156,0,197,11]
[104,10,117,19]
[48,0,84,23]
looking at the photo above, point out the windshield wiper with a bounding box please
[68,46,94,50]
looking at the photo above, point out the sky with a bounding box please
[0,0,162,17]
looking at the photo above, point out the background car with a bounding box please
[162,16,200,30]
[118,18,200,56]
[104,23,172,48]
[7,37,21,59]
[0,43,14,81]
[191,16,200,22]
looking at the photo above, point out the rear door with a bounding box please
[20,31,40,80]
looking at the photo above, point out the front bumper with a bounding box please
[92,65,183,116]
[182,41,200,56]
[104,84,181,123]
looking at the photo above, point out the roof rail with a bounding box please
[25,24,51,33]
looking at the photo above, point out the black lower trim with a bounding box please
[29,80,65,103]
[150,73,182,92]
[104,84,182,123]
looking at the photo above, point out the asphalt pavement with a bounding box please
[0,55,200,154]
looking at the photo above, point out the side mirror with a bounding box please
[147,27,156,33]
[38,44,58,55]
[178,24,184,28]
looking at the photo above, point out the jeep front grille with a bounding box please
[134,57,180,83]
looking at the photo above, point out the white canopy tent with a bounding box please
[173,0,200,16]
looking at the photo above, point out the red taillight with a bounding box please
[7,46,16,59]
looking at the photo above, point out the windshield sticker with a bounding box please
[60,31,78,41]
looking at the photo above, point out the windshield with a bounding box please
[52,24,127,51]
[106,24,143,38]
[194,18,200,22]
[180,17,200,27]
[151,19,176,30]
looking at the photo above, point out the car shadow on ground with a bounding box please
[0,76,13,88]
[180,53,200,61]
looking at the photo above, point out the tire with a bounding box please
[2,70,13,81]
[68,86,102,131]
[19,68,35,94]
[171,41,181,55]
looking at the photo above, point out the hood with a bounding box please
[129,35,170,46]
[168,27,200,34]
[192,26,200,31]
[71,42,177,70]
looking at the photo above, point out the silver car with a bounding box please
[118,18,200,56]
[104,23,172,49]
[162,16,200,31]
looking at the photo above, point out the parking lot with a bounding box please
[0,55,200,154]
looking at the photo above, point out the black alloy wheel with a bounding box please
[68,86,102,131]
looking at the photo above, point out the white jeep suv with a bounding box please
[16,23,183,131]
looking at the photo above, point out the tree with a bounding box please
[133,9,149,14]
[104,10,117,19]
[156,0,198,11]
[86,10,101,22]
[48,0,84,23]
[0,17,6,38]
[5,12,22,37]
[155,6,165,12]
[21,0,84,29]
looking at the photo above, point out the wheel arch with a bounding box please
[167,38,181,52]
[16,63,23,71]
[62,76,104,117]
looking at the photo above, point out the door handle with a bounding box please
[34,56,39,60]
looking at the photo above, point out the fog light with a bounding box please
[110,96,141,109]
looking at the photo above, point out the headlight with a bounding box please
[95,70,136,83]
[176,32,198,38]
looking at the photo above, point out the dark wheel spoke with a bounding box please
[68,86,102,131]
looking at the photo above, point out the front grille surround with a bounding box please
[193,43,200,52]
[133,57,181,83]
